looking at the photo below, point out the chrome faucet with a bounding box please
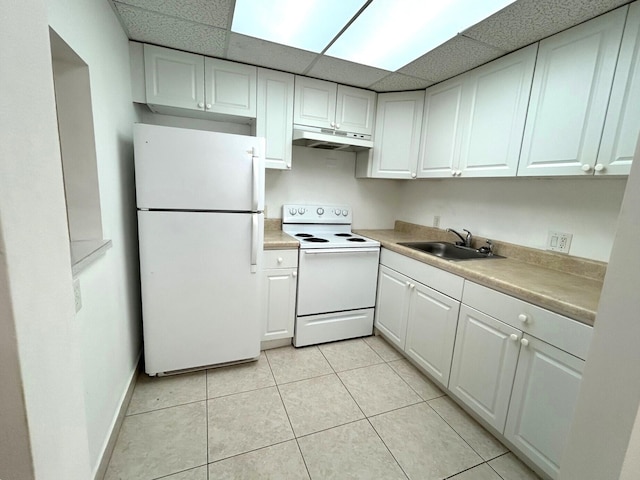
[447,228,472,248]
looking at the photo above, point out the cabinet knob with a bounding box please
[581,164,592,172]
[206,103,212,110]
[518,313,529,323]
[335,123,341,129]
[451,170,456,176]
[594,163,605,172]
[456,170,462,176]
[510,334,519,341]
[292,271,297,278]
[277,257,283,264]
[197,102,205,109]
[330,122,335,128]
[410,283,415,290]
[406,281,411,288]
[520,338,529,347]
[411,173,417,178]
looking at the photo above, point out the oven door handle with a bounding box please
[303,247,380,254]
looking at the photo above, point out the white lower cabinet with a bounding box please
[374,249,463,387]
[448,305,521,432]
[404,282,460,386]
[504,335,585,480]
[261,250,298,342]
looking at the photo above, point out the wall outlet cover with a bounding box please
[433,215,441,228]
[547,230,573,254]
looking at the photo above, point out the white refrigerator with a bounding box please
[134,123,265,375]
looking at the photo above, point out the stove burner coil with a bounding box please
[304,237,329,243]
[295,233,314,237]
[334,233,353,237]
[347,238,366,242]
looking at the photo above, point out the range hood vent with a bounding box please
[292,125,373,152]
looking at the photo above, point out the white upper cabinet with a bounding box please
[294,76,376,135]
[144,44,205,111]
[256,68,294,170]
[204,57,257,118]
[597,1,640,176]
[335,85,377,135]
[143,44,257,120]
[418,45,537,178]
[518,7,627,176]
[357,91,424,179]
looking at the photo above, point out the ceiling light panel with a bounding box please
[326,0,516,71]
[232,0,367,53]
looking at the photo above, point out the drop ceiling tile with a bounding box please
[399,35,505,83]
[227,33,317,74]
[114,3,226,57]
[307,56,390,89]
[368,73,434,92]
[463,0,631,51]
[114,0,233,28]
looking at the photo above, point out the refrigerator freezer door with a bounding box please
[134,124,264,212]
[138,210,264,375]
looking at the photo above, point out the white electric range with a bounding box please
[282,204,380,347]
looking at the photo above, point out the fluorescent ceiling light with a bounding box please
[232,0,367,53]
[326,0,516,71]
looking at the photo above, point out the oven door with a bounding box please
[297,247,380,316]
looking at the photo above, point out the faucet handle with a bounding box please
[478,239,494,255]
[462,229,472,247]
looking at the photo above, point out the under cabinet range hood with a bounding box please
[292,125,373,151]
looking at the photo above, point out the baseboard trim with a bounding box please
[260,337,292,350]
[93,353,141,480]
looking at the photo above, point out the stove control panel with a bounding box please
[283,204,352,224]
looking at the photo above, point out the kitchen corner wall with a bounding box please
[266,147,402,228]
[398,176,627,262]
[46,0,141,476]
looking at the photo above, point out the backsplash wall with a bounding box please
[265,146,402,229]
[398,176,627,262]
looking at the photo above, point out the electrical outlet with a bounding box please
[433,215,440,228]
[73,278,82,312]
[547,230,573,254]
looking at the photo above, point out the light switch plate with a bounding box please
[547,230,572,254]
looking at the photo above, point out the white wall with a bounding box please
[45,0,142,475]
[0,0,92,477]
[398,176,627,261]
[266,146,402,228]
[559,139,640,479]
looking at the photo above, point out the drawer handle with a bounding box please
[292,271,297,278]
[510,334,519,341]
[277,257,283,264]
[521,338,529,347]
[518,313,529,323]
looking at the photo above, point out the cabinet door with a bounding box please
[459,44,537,177]
[449,305,521,432]
[505,335,584,480]
[374,266,411,350]
[370,91,425,179]
[256,68,294,170]
[418,76,466,178]
[335,85,376,135]
[597,2,640,176]
[293,77,337,129]
[204,58,257,118]
[262,268,297,341]
[518,7,627,176]
[144,44,204,111]
[404,283,460,387]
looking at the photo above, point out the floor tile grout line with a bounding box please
[365,416,410,480]
[264,350,313,479]
[204,368,209,478]
[425,398,503,464]
[151,463,208,480]
[442,460,492,479]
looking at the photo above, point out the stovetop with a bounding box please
[282,204,380,249]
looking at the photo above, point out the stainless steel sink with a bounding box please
[398,242,504,261]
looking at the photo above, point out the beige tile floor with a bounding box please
[104,336,542,480]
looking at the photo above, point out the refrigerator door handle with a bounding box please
[252,152,259,212]
[251,213,259,273]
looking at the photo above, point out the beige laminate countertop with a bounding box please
[356,228,603,327]
[264,230,299,250]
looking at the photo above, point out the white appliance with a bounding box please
[134,123,265,376]
[282,204,380,347]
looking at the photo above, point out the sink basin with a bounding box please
[398,242,504,261]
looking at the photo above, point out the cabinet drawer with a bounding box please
[380,248,464,300]
[263,249,298,269]
[462,281,592,360]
